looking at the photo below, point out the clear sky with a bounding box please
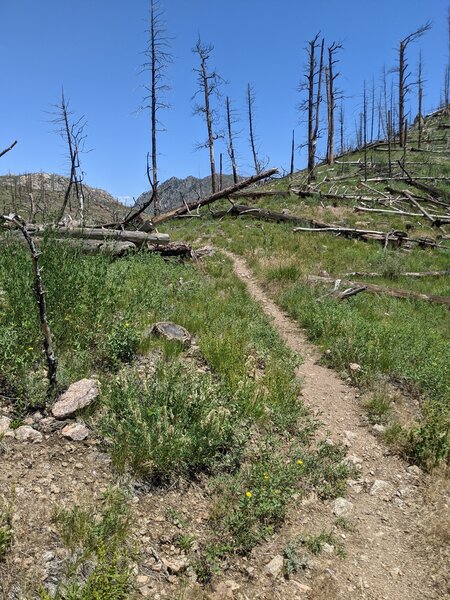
[1,0,448,200]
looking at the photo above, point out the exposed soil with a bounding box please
[0,252,448,600]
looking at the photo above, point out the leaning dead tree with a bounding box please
[0,140,17,159]
[301,34,325,182]
[141,0,171,216]
[396,22,431,147]
[1,214,58,397]
[52,89,88,225]
[192,38,223,194]
[325,42,342,165]
[226,96,239,184]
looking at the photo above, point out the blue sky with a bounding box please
[0,0,448,200]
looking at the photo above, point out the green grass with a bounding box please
[164,114,450,469]
[40,488,133,600]
[1,234,354,571]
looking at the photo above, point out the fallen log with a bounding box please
[344,270,450,278]
[397,162,446,200]
[354,205,450,223]
[212,204,315,226]
[293,225,446,248]
[229,190,292,199]
[307,275,450,306]
[30,227,170,246]
[152,168,278,224]
[402,190,447,228]
[2,235,194,258]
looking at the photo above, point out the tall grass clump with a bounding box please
[101,360,251,480]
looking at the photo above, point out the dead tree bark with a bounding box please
[0,140,18,159]
[290,129,295,176]
[397,22,431,146]
[32,227,169,246]
[417,51,424,148]
[363,81,368,181]
[247,83,262,175]
[226,96,239,184]
[142,0,171,216]
[53,90,87,225]
[325,42,342,165]
[1,214,58,397]
[302,34,324,183]
[307,274,450,306]
[193,38,222,194]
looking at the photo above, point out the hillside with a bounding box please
[0,172,127,224]
[0,111,449,600]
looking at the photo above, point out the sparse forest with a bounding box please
[0,2,449,600]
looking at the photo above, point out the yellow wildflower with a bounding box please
[297,459,303,466]
[124,322,130,328]
[263,473,269,481]
[27,346,33,351]
[245,491,252,498]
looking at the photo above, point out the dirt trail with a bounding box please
[224,250,445,600]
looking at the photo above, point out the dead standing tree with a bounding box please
[141,0,171,216]
[396,22,431,147]
[301,34,325,183]
[325,42,342,165]
[1,214,58,398]
[246,83,265,175]
[226,96,239,184]
[416,51,424,148]
[192,38,223,194]
[52,90,88,225]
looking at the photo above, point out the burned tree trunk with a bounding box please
[226,96,239,184]
[193,39,222,194]
[325,42,342,165]
[0,140,18,159]
[290,129,295,176]
[142,0,171,216]
[1,214,58,397]
[247,83,261,175]
[398,23,431,147]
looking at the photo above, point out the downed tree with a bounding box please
[307,274,450,306]
[29,227,169,246]
[402,190,448,227]
[344,270,450,279]
[292,224,445,248]
[354,205,450,223]
[212,203,316,226]
[228,190,292,199]
[208,203,446,249]
[2,235,194,259]
[152,168,278,224]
